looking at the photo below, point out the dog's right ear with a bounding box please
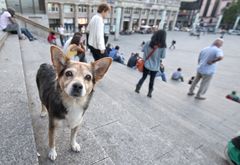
[51,45,69,74]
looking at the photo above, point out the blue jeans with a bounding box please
[156,72,167,82]
[21,28,34,40]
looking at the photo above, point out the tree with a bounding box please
[222,0,240,29]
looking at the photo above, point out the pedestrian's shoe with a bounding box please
[195,95,206,100]
[187,92,195,96]
[135,84,141,93]
[147,93,152,98]
[19,35,26,40]
[147,89,153,98]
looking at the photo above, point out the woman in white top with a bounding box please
[87,3,111,61]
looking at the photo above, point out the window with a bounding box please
[124,8,131,14]
[48,3,59,12]
[134,8,140,14]
[64,4,74,13]
[78,5,87,12]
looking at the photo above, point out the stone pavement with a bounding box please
[0,32,239,164]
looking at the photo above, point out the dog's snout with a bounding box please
[73,83,83,90]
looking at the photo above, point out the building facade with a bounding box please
[199,0,233,26]
[45,0,181,33]
[177,0,202,27]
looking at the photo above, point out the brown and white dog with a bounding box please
[36,46,112,161]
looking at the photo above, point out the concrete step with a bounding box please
[108,62,235,157]
[0,35,38,164]
[0,31,8,50]
[95,75,227,165]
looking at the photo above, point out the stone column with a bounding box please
[233,16,240,30]
[192,12,199,32]
[110,6,114,30]
[138,8,142,29]
[115,7,122,40]
[74,4,79,32]
[153,10,158,26]
[87,5,92,24]
[59,3,64,26]
[147,9,151,25]
[166,10,172,30]
[128,7,134,31]
[120,7,125,31]
[159,9,166,30]
[172,10,179,31]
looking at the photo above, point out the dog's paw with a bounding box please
[71,143,81,152]
[40,111,47,117]
[48,148,57,161]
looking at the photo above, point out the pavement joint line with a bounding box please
[90,156,111,165]
[195,144,204,150]
[91,120,119,131]
[150,123,163,130]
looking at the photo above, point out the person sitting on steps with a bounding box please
[0,8,37,41]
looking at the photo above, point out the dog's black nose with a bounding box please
[73,83,83,90]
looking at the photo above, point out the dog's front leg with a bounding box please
[48,119,57,160]
[70,126,81,152]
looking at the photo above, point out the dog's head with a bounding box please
[51,46,112,98]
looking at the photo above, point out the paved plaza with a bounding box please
[0,32,240,164]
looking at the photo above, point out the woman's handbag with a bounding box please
[136,47,158,72]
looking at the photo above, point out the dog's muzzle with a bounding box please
[71,83,83,97]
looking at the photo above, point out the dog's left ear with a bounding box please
[51,45,69,74]
[92,57,112,82]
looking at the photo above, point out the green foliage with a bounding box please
[222,0,240,28]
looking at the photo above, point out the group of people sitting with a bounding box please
[106,43,125,64]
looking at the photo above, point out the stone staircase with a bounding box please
[0,34,38,164]
[1,34,239,164]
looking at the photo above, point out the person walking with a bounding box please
[188,38,224,100]
[58,24,65,47]
[87,3,111,61]
[169,40,176,49]
[135,30,167,98]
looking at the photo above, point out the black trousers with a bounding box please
[88,45,106,61]
[137,66,158,91]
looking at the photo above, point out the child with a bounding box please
[171,68,184,82]
[156,61,167,82]
[169,40,176,49]
[47,32,57,45]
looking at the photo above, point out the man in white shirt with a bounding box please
[58,25,65,46]
[188,38,224,100]
[87,3,111,61]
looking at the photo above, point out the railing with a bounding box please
[14,13,60,35]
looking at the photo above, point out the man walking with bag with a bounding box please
[188,38,224,100]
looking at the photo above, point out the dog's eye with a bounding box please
[65,71,73,77]
[84,74,91,81]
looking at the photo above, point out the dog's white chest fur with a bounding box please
[65,101,84,129]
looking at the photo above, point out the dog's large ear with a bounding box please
[50,45,69,74]
[92,57,112,82]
